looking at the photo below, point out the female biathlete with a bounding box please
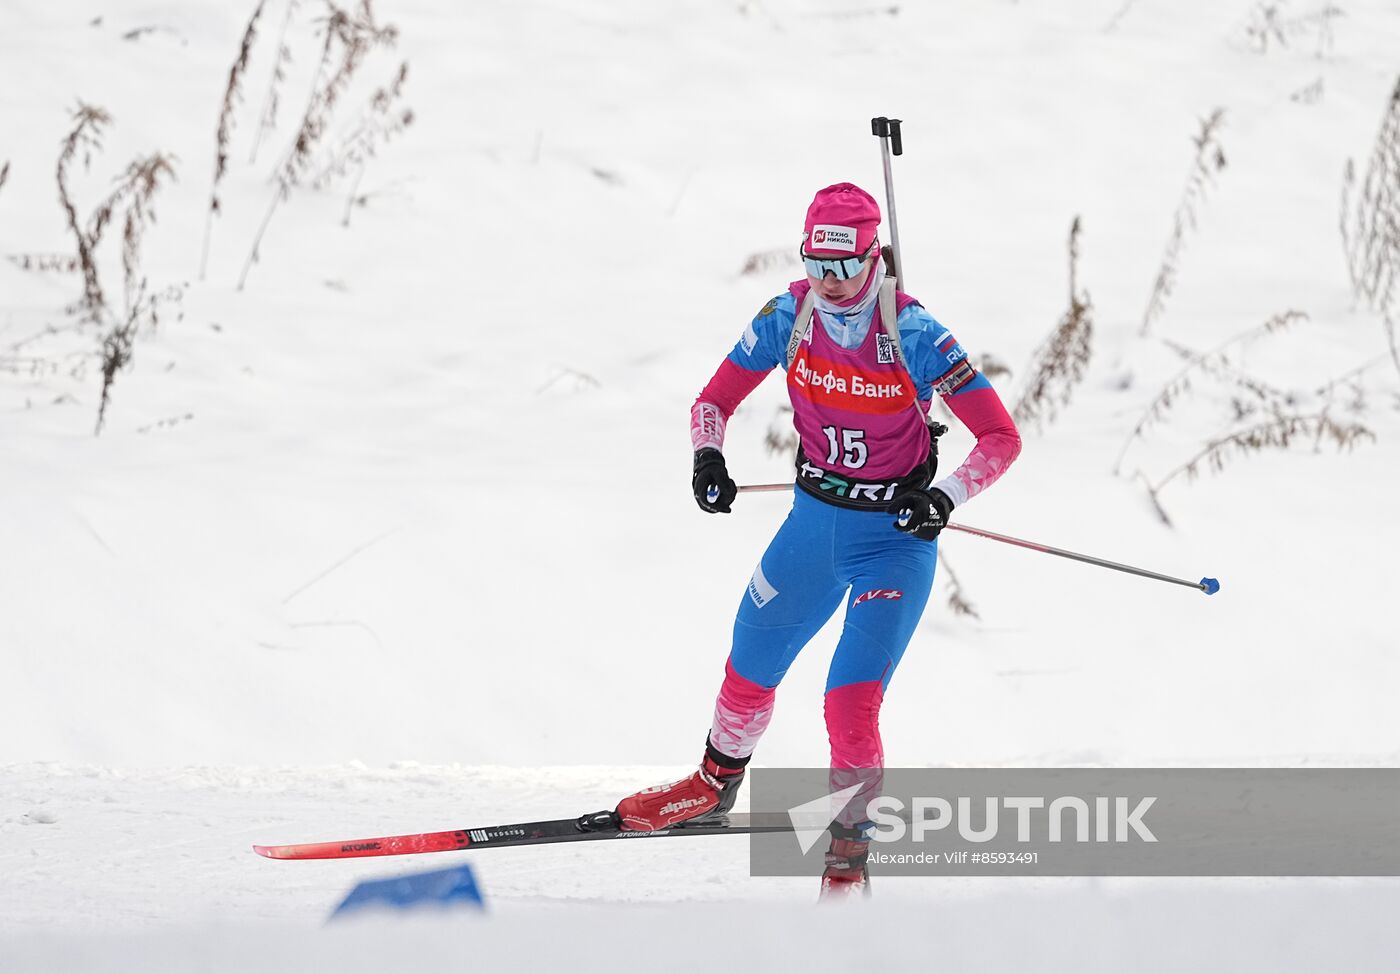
[615,183,1021,894]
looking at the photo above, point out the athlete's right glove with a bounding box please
[692,448,737,514]
[886,487,954,541]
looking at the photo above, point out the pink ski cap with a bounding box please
[802,182,881,256]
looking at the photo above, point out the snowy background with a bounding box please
[2,0,1398,968]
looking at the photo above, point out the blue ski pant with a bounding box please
[709,488,938,771]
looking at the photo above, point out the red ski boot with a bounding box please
[819,826,872,900]
[616,745,747,831]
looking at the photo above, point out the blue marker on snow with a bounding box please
[329,863,485,921]
[1200,577,1220,595]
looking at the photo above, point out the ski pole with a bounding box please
[870,116,905,285]
[734,482,1220,595]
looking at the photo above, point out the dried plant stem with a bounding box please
[1341,74,1400,378]
[94,151,179,433]
[51,102,181,432]
[117,154,178,315]
[97,284,143,433]
[1313,354,1394,397]
[1113,310,1307,474]
[250,0,300,165]
[95,282,184,434]
[1013,216,1093,432]
[239,184,288,289]
[1141,109,1227,336]
[56,103,113,320]
[1150,410,1374,495]
[1135,471,1173,528]
[201,0,266,281]
[1103,0,1138,32]
[938,553,980,620]
[1340,157,1356,291]
[240,0,399,289]
[7,253,81,273]
[341,162,366,225]
[740,247,799,276]
[763,404,797,457]
[310,61,412,189]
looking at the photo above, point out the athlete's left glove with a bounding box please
[886,487,954,541]
[693,448,737,514]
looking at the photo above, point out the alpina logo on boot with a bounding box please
[659,796,710,817]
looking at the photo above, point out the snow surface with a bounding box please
[2,0,1398,967]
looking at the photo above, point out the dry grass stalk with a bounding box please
[201,0,267,280]
[56,103,113,320]
[1103,0,1139,32]
[75,150,179,317]
[937,553,980,620]
[7,253,81,273]
[1014,216,1093,432]
[534,367,600,395]
[1114,310,1307,473]
[1340,74,1400,376]
[116,154,178,315]
[96,282,185,434]
[974,354,1012,382]
[1141,352,1378,526]
[1244,2,1343,57]
[764,404,797,456]
[311,60,413,191]
[137,412,196,434]
[1313,353,1393,402]
[1290,77,1324,105]
[51,103,180,432]
[1150,407,1373,497]
[97,288,143,433]
[282,1,398,186]
[0,160,9,198]
[1142,109,1227,336]
[740,247,798,276]
[1386,312,1398,373]
[239,0,400,289]
[340,167,369,226]
[250,0,302,165]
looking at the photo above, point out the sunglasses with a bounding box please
[800,241,876,281]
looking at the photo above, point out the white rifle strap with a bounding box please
[877,277,905,370]
[878,277,930,424]
[785,289,817,369]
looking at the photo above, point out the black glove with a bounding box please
[692,448,737,514]
[885,487,954,541]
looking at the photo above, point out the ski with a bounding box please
[253,810,796,861]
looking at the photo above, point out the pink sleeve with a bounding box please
[931,386,1022,507]
[690,359,770,452]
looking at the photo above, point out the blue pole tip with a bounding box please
[1199,577,1220,595]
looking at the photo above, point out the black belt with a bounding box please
[792,422,947,511]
